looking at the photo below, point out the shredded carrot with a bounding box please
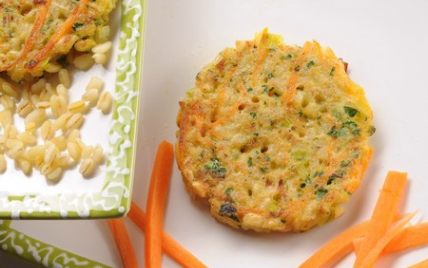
[354,221,428,255]
[128,201,208,268]
[25,0,91,70]
[107,219,138,268]
[407,259,428,268]
[14,0,52,68]
[359,211,417,268]
[298,221,369,268]
[145,140,174,268]
[353,171,408,268]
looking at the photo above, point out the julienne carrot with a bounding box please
[128,201,208,268]
[407,259,428,268]
[108,219,138,268]
[353,171,408,268]
[353,222,428,255]
[384,222,428,254]
[298,221,369,268]
[145,140,174,268]
[359,212,417,268]
[12,0,52,69]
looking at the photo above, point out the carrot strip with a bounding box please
[353,171,408,268]
[354,222,428,255]
[13,0,52,69]
[407,259,428,268]
[359,211,417,268]
[145,140,174,268]
[128,201,208,268]
[107,219,138,268]
[25,0,91,70]
[298,221,369,268]
[384,222,428,253]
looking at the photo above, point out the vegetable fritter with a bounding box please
[176,30,375,232]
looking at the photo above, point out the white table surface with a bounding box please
[2,0,428,267]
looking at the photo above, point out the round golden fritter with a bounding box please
[176,30,375,232]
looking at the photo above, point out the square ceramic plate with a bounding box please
[0,0,145,220]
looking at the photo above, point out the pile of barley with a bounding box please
[0,69,113,181]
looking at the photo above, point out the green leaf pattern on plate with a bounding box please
[0,222,112,268]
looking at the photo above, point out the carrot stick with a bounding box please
[107,219,138,268]
[354,222,428,255]
[298,221,369,268]
[384,222,428,253]
[128,201,208,268]
[407,259,428,268]
[359,211,417,268]
[145,140,174,268]
[353,171,408,268]
[25,0,91,70]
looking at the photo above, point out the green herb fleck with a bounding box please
[72,23,84,31]
[327,126,346,137]
[225,187,234,195]
[247,157,253,167]
[204,157,227,178]
[306,61,315,68]
[250,112,257,119]
[261,84,269,94]
[229,214,240,222]
[330,67,336,76]
[343,121,360,135]
[340,160,351,168]
[368,125,376,136]
[260,167,268,173]
[253,132,259,137]
[283,118,293,127]
[327,176,335,185]
[265,156,271,161]
[247,87,253,92]
[315,187,328,199]
[267,73,274,79]
[344,106,358,117]
[314,171,324,178]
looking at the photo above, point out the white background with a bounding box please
[2,0,428,267]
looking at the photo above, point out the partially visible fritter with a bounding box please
[0,0,117,81]
[176,30,375,232]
